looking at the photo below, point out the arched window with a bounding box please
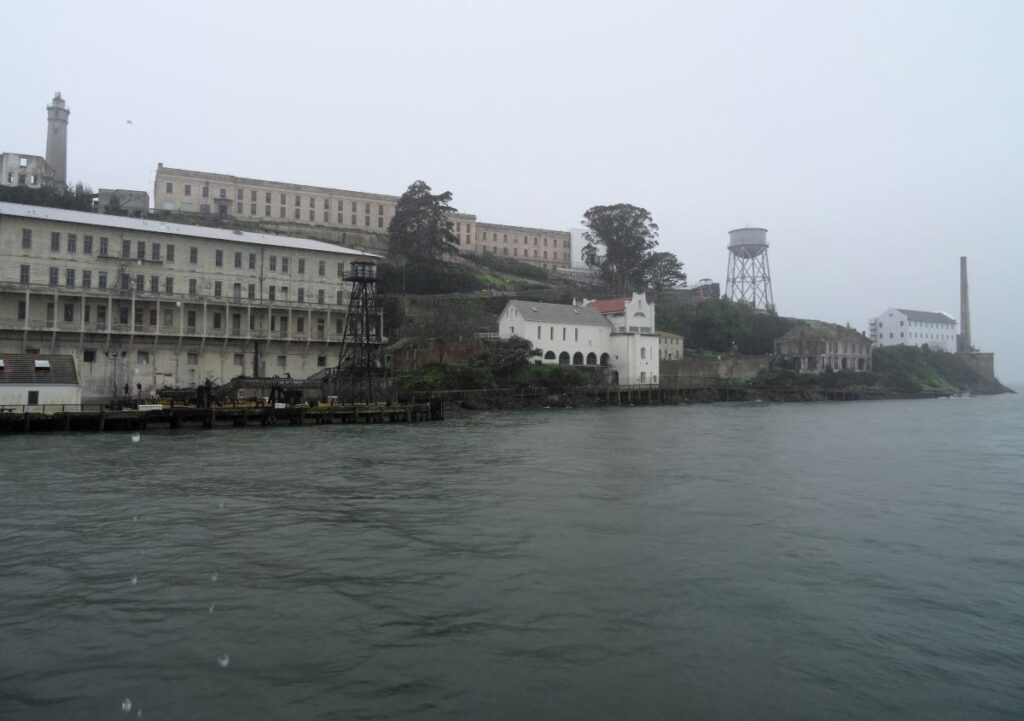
[544,351,556,361]
[572,352,584,366]
[558,351,570,365]
[599,353,610,366]
[586,352,597,365]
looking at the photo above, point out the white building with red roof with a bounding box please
[497,292,659,385]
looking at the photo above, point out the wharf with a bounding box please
[0,401,441,434]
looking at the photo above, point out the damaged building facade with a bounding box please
[774,321,873,373]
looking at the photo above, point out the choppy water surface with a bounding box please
[2,396,1023,720]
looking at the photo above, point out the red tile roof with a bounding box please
[586,298,628,314]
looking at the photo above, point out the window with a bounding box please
[268,286,276,301]
[574,328,579,341]
[83,349,96,363]
[17,301,26,320]
[187,312,197,329]
[189,278,197,295]
[97,305,106,325]
[152,243,161,261]
[215,249,223,267]
[67,234,77,253]
[100,237,109,255]
[641,347,646,360]
[336,290,344,305]
[27,390,39,405]
[280,287,288,300]
[184,184,192,196]
[248,284,255,299]
[22,229,31,248]
[281,257,290,273]
[51,232,61,252]
[236,202,243,213]
[249,253,256,269]
[84,235,93,254]
[231,314,241,333]
[121,275,130,291]
[550,327,554,340]
[277,355,287,368]
[212,312,222,329]
[537,326,541,340]
[149,308,157,325]
[234,251,242,268]
[234,353,244,366]
[317,289,324,304]
[214,281,222,297]
[237,189,244,201]
[317,356,327,367]
[251,203,257,215]
[297,288,305,303]
[165,277,174,293]
[46,303,55,323]
[64,303,74,322]
[98,272,107,289]
[309,209,315,221]
[165,181,173,193]
[265,205,271,216]
[150,275,159,293]
[298,258,305,274]
[187,351,198,365]
[49,267,58,286]
[137,241,146,260]
[269,255,277,271]
[122,239,131,258]
[164,308,173,326]
[82,270,91,288]
[296,317,305,333]
[166,244,175,262]
[562,328,566,341]
[19,265,30,284]
[136,275,145,292]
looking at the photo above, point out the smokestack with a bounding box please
[958,256,972,353]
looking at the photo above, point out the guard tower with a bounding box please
[335,261,385,401]
[45,92,70,185]
[724,227,774,311]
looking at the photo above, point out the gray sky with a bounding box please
[8,0,1024,381]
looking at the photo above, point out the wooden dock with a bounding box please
[0,401,442,434]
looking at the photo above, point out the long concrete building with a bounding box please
[153,165,572,271]
[0,201,379,402]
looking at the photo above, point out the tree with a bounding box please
[580,204,685,295]
[469,337,541,375]
[642,251,687,290]
[387,180,459,262]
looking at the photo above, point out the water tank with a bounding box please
[728,228,768,259]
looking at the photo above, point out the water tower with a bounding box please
[724,227,774,310]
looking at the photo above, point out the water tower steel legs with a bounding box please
[725,251,774,311]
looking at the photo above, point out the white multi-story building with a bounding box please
[496,292,659,385]
[869,308,957,352]
[154,165,572,270]
[0,201,379,401]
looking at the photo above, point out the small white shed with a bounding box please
[0,354,82,410]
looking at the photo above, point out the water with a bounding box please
[2,396,1023,720]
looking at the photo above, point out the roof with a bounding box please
[0,201,379,257]
[505,300,611,327]
[586,298,629,314]
[895,309,956,324]
[0,354,79,385]
[656,330,683,339]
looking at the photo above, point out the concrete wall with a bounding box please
[0,383,80,409]
[660,355,772,383]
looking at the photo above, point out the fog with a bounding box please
[8,0,1023,381]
